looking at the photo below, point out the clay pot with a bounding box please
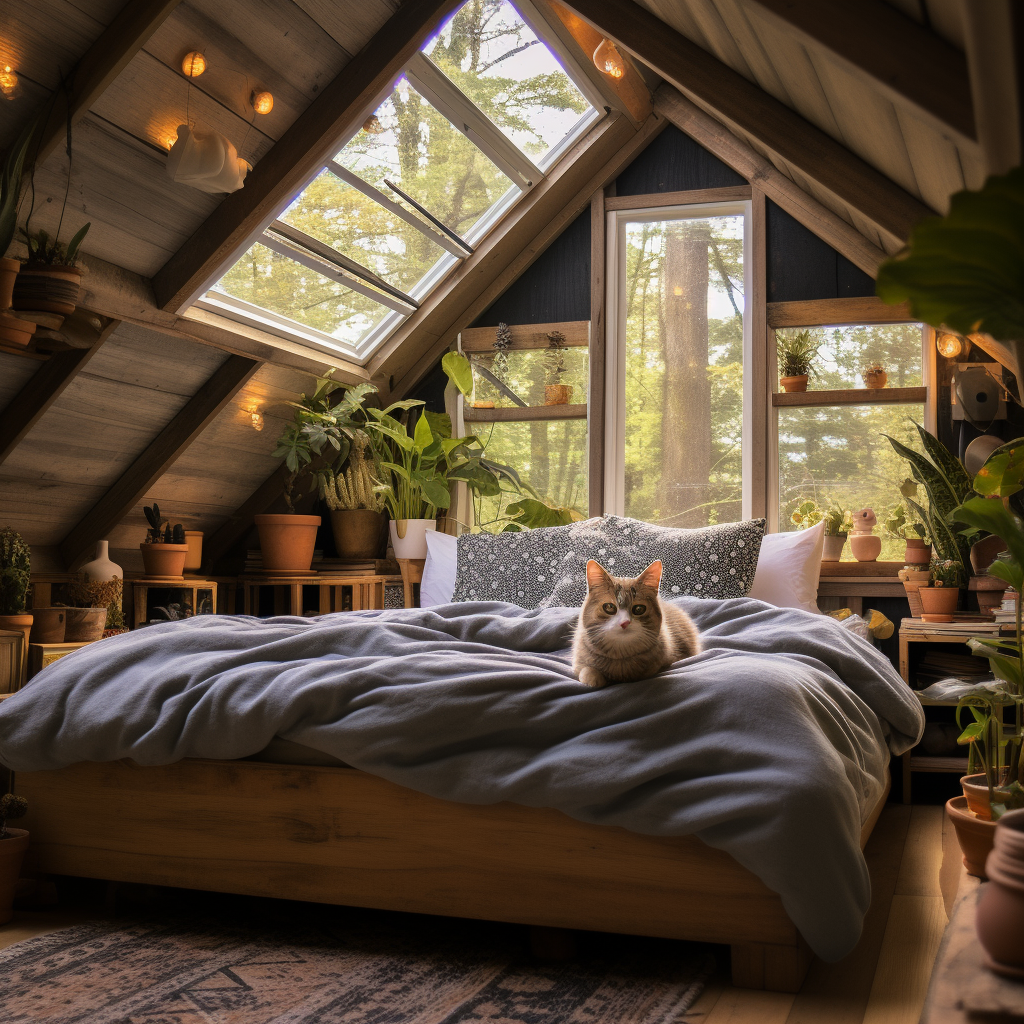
[330,510,386,560]
[904,538,931,565]
[12,265,82,315]
[0,256,20,308]
[864,370,888,389]
[780,375,808,393]
[63,607,107,642]
[183,531,203,574]
[946,795,996,878]
[389,518,436,560]
[918,585,960,622]
[970,575,1007,616]
[971,533,1008,575]
[962,773,998,821]
[544,384,573,405]
[254,514,320,573]
[28,607,65,644]
[0,309,36,347]
[821,533,847,561]
[976,808,1024,977]
[850,533,881,561]
[0,613,31,685]
[0,829,29,926]
[139,542,188,578]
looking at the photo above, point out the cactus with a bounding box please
[172,524,185,544]
[0,792,27,838]
[143,504,185,544]
[0,527,30,615]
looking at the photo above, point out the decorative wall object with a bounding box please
[166,124,248,194]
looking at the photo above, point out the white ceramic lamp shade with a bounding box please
[166,124,248,194]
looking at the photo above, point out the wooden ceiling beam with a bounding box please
[151,0,461,314]
[30,0,183,171]
[58,354,262,569]
[557,0,935,249]
[742,0,975,144]
[0,321,117,468]
[656,86,888,275]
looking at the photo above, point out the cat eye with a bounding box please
[602,603,616,614]
[631,604,646,616]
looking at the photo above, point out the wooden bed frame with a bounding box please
[14,758,890,993]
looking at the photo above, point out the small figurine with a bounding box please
[850,508,882,561]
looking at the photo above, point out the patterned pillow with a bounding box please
[541,515,766,607]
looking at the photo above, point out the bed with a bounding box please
[1,596,923,993]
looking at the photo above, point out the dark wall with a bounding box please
[614,124,745,194]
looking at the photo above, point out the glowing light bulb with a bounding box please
[251,90,273,115]
[0,65,17,97]
[250,409,264,431]
[362,114,384,135]
[936,332,964,359]
[182,51,206,77]
[673,285,683,296]
[593,39,625,79]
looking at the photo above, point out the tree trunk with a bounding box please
[659,220,711,526]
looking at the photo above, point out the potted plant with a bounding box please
[321,429,388,560]
[544,331,572,405]
[918,558,964,621]
[0,527,32,679]
[0,118,37,346]
[883,488,930,564]
[58,575,122,641]
[140,505,189,578]
[777,329,820,393]
[0,791,28,925]
[863,361,887,389]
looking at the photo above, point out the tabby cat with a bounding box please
[572,560,701,688]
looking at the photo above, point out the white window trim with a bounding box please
[603,201,753,518]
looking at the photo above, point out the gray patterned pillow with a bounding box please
[452,515,765,608]
[540,516,765,607]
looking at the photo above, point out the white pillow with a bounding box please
[748,522,824,613]
[421,530,458,606]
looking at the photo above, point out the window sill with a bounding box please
[772,386,926,406]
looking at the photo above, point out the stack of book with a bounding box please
[242,550,398,575]
[914,649,991,689]
[994,590,1018,624]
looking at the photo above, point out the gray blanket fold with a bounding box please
[0,597,923,961]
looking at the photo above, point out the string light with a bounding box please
[937,332,964,359]
[251,90,274,115]
[362,114,384,135]
[182,51,206,77]
[593,39,626,79]
[0,65,17,97]
[250,409,264,431]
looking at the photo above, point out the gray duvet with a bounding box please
[0,597,923,961]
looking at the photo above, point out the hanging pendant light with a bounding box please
[0,65,18,98]
[593,39,626,79]
[251,90,274,115]
[182,51,206,77]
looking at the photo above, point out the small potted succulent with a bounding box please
[544,331,573,405]
[863,361,888,389]
[918,557,964,621]
[0,527,32,677]
[884,489,930,564]
[0,791,29,925]
[822,501,853,561]
[777,329,820,393]
[140,504,188,578]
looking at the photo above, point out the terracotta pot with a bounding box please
[821,533,847,561]
[864,370,888,388]
[389,518,435,560]
[971,533,1008,575]
[970,575,1007,616]
[918,585,960,622]
[28,607,65,644]
[0,829,29,926]
[946,795,997,878]
[850,533,881,561]
[977,808,1024,977]
[183,531,203,574]
[780,375,808,393]
[904,538,931,565]
[0,613,31,685]
[139,542,188,578]
[0,309,36,347]
[0,256,20,308]
[254,514,320,572]
[12,265,82,315]
[544,383,573,405]
[962,773,998,821]
[330,510,386,560]
[63,606,107,642]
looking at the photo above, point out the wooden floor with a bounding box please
[0,803,956,1023]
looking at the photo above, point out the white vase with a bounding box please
[389,519,436,560]
[822,533,847,561]
[80,540,122,580]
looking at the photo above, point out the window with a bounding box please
[198,0,601,363]
[605,203,750,527]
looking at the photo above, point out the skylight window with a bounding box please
[200,0,603,362]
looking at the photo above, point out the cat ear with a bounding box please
[638,560,663,589]
[586,560,611,589]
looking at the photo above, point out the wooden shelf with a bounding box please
[464,403,587,422]
[767,296,913,328]
[0,342,48,360]
[908,755,969,773]
[459,320,589,352]
[773,386,926,406]
[821,560,905,577]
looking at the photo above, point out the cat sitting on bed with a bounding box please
[572,560,701,688]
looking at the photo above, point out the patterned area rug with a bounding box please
[0,904,715,1023]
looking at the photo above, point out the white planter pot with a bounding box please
[822,533,847,561]
[389,519,436,560]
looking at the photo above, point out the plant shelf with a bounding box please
[772,387,926,406]
[463,403,587,422]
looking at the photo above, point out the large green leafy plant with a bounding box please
[0,527,30,615]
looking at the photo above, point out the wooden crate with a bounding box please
[0,629,24,693]
[28,641,95,680]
